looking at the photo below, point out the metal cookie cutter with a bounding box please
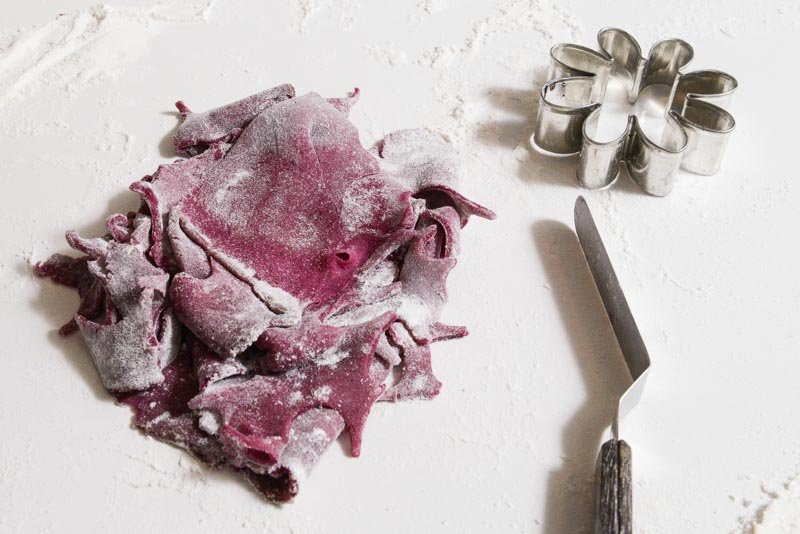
[532,28,738,197]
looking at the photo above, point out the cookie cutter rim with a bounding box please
[531,27,738,197]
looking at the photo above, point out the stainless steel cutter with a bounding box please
[533,28,737,197]
[573,196,651,533]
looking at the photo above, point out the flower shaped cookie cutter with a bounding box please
[531,28,738,196]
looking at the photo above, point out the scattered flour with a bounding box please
[293,0,329,32]
[418,0,454,15]
[416,46,459,69]
[733,476,800,533]
[396,294,433,331]
[197,410,221,435]
[316,348,349,368]
[411,375,431,393]
[365,44,410,67]
[0,1,215,108]
[364,0,580,147]
[411,0,580,64]
[341,181,379,236]
[312,385,332,402]
[288,390,304,406]
[290,0,360,33]
[118,449,208,494]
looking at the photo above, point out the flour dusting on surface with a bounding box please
[732,475,800,534]
[363,0,580,147]
[0,2,214,107]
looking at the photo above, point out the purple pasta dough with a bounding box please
[35,85,495,502]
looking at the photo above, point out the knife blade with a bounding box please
[573,196,651,534]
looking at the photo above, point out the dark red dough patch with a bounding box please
[35,85,495,502]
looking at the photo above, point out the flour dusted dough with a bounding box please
[36,85,494,502]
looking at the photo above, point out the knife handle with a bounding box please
[593,438,632,534]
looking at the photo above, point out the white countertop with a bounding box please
[2,1,798,532]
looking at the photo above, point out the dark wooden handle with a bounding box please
[593,438,632,534]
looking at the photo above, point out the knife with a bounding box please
[573,196,651,534]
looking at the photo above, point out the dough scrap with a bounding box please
[35,85,495,502]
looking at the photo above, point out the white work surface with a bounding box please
[2,1,797,532]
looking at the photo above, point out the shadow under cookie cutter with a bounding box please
[531,28,738,197]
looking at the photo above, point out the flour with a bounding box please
[288,390,303,405]
[316,348,349,368]
[291,0,360,33]
[0,1,215,108]
[418,0,454,15]
[293,0,328,32]
[341,180,379,236]
[733,476,800,534]
[311,385,332,402]
[365,44,410,67]
[197,410,221,435]
[416,46,458,69]
[395,294,433,331]
[213,169,252,205]
[367,0,580,147]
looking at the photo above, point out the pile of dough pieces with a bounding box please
[36,84,494,502]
